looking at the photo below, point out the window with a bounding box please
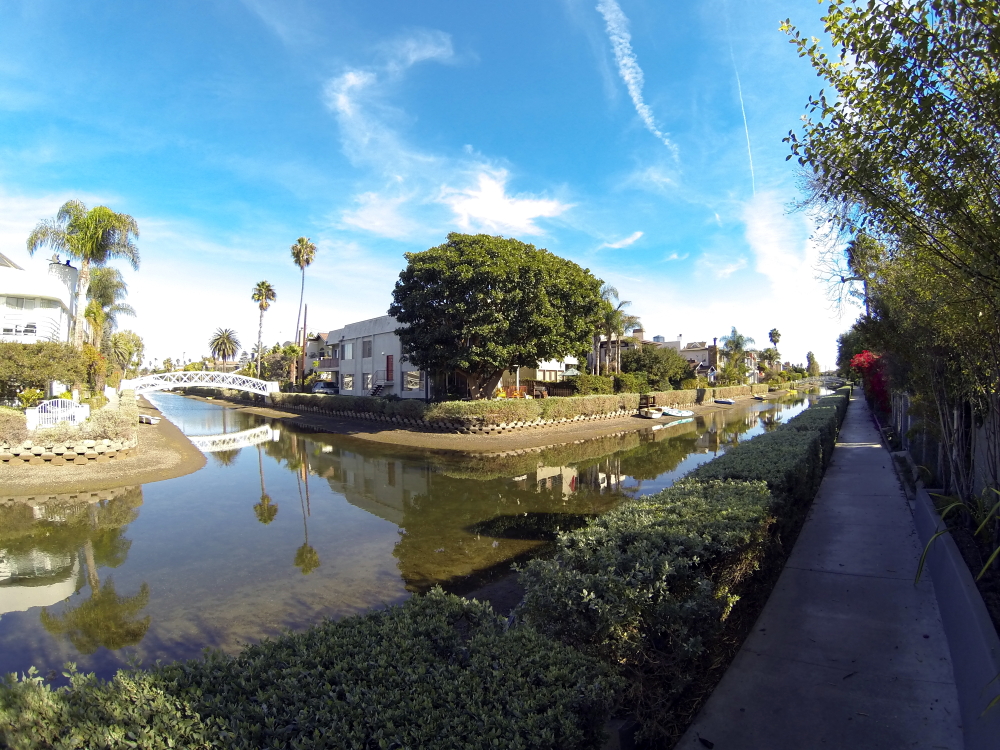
[5,297,24,309]
[403,370,423,391]
[40,299,60,309]
[363,372,372,390]
[342,373,354,390]
[362,339,373,358]
[341,342,353,360]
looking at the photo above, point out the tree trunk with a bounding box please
[72,260,92,350]
[257,309,264,379]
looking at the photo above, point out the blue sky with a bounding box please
[0,0,850,367]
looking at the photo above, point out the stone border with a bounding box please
[1,484,139,507]
[0,436,138,465]
[913,485,1000,750]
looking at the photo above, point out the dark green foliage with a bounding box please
[563,374,614,395]
[388,233,604,398]
[1,591,618,750]
[0,342,87,401]
[613,372,649,394]
[620,346,691,389]
[518,480,776,743]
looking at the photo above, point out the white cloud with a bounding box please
[600,230,643,249]
[342,191,424,239]
[324,32,570,239]
[700,254,747,278]
[665,251,688,261]
[596,0,675,153]
[439,170,569,236]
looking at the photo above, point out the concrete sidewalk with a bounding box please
[678,392,963,749]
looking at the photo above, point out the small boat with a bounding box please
[639,407,665,419]
[138,414,161,425]
[753,395,766,401]
[662,407,694,417]
[714,398,736,405]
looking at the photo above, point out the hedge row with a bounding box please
[515,385,852,744]
[188,384,772,428]
[0,590,619,750]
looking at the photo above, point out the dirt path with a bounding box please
[0,397,206,498]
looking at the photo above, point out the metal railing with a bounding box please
[119,371,281,396]
[25,398,90,431]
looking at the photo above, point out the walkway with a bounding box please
[678,393,963,748]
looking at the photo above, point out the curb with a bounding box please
[913,485,1000,749]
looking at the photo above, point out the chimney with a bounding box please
[633,327,644,341]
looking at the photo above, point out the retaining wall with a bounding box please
[0,436,138,465]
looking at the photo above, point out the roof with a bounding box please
[0,252,24,270]
[328,314,400,340]
[0,266,73,308]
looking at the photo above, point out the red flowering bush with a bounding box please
[850,350,889,415]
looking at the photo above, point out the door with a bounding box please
[386,355,394,381]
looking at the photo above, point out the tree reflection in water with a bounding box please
[290,436,320,575]
[253,443,278,524]
[0,488,153,656]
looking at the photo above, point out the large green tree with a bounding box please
[388,233,604,399]
[620,346,690,389]
[0,342,86,401]
[27,201,140,350]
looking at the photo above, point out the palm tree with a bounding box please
[27,200,140,350]
[88,267,135,344]
[109,330,144,379]
[290,237,316,346]
[294,456,320,575]
[209,328,241,372]
[593,284,618,374]
[720,327,755,384]
[251,281,276,378]
[768,328,781,347]
[599,288,637,374]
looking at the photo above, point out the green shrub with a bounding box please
[518,480,776,744]
[564,374,615,395]
[613,372,649,394]
[1,590,620,750]
[0,407,28,446]
[679,378,699,390]
[82,390,139,442]
[32,422,81,444]
[16,388,44,408]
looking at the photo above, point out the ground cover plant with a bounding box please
[517,385,852,745]
[0,590,618,750]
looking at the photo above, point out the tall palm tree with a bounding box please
[599,288,636,374]
[27,200,140,350]
[768,328,781,347]
[290,237,316,344]
[209,328,241,372]
[593,284,618,374]
[251,281,276,378]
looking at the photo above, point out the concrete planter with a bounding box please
[913,486,1000,749]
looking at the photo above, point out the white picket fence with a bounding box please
[25,398,90,431]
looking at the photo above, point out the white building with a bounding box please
[0,253,78,344]
[327,315,431,399]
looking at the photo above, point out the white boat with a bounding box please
[639,407,664,419]
[662,407,694,417]
[138,414,161,425]
[714,398,736,405]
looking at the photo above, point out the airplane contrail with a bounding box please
[730,45,756,196]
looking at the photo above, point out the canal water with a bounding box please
[0,389,827,680]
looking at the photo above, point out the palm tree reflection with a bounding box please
[254,444,278,524]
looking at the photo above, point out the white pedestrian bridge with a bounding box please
[188,424,280,453]
[119,371,280,397]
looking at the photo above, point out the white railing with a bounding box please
[25,398,90,431]
[119,371,281,396]
[187,425,280,453]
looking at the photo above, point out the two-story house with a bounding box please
[327,315,431,399]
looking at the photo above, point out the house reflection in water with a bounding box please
[0,487,151,655]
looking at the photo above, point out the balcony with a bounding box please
[317,357,339,370]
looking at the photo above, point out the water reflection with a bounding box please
[0,389,826,679]
[1,488,151,654]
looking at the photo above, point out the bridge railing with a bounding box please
[119,371,281,396]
